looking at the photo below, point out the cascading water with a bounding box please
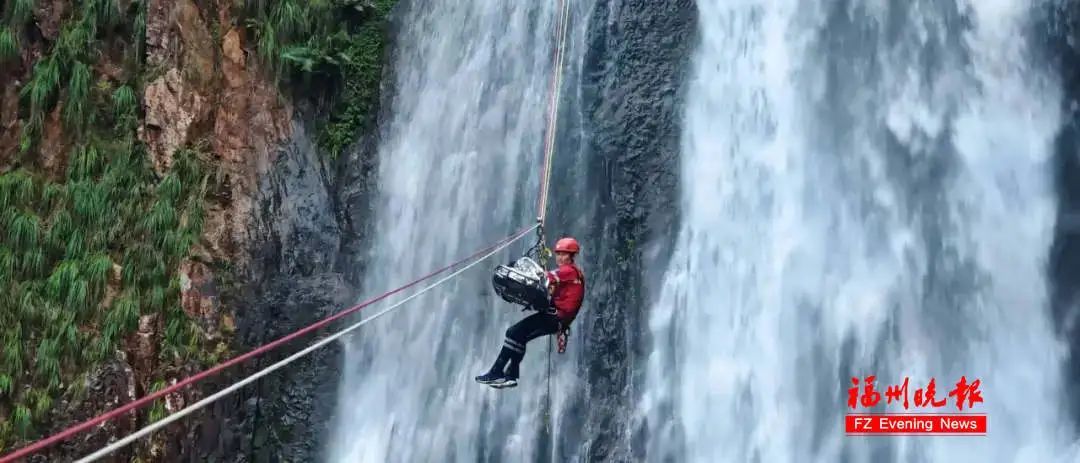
[325,1,591,461]
[644,0,1080,461]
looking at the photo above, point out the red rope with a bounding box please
[0,225,536,463]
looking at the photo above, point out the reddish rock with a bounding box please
[133,314,160,388]
[141,68,210,174]
[0,83,19,169]
[38,103,68,178]
[34,0,68,41]
[206,27,292,269]
[215,27,292,175]
[146,0,179,69]
[175,0,215,89]
[38,357,139,462]
[180,259,219,327]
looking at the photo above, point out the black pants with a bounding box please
[490,311,561,378]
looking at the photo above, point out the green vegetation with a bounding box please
[0,0,398,451]
[9,0,35,27]
[0,0,211,449]
[244,0,396,158]
[0,26,17,63]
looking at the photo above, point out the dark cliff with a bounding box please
[544,0,695,460]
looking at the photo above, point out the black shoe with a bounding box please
[475,371,505,385]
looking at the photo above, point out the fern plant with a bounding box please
[44,260,79,303]
[84,253,112,296]
[0,169,37,208]
[0,246,13,285]
[3,329,23,376]
[20,247,45,279]
[147,379,167,423]
[64,62,93,130]
[68,144,104,181]
[33,337,60,389]
[29,389,51,419]
[56,17,94,63]
[12,405,31,437]
[112,85,136,125]
[8,212,40,249]
[0,374,11,396]
[0,26,17,62]
[132,0,146,64]
[9,0,35,27]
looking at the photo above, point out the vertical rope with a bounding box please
[538,0,572,459]
[536,0,572,225]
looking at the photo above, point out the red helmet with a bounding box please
[554,237,580,254]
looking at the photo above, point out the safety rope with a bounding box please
[68,226,536,463]
[539,0,573,452]
[3,0,577,460]
[536,0,572,226]
[0,224,539,463]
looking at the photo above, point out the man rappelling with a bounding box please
[476,237,585,389]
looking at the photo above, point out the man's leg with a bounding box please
[476,313,549,386]
[475,345,516,384]
[503,312,561,380]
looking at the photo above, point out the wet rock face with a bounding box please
[197,112,364,462]
[1043,0,1080,426]
[201,273,357,462]
[561,0,696,460]
[30,358,139,463]
[252,120,344,279]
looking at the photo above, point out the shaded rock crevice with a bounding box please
[554,0,696,460]
[1043,0,1080,430]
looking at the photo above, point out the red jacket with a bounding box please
[547,263,585,324]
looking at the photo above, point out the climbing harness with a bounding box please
[526,221,554,265]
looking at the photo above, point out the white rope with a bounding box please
[537,0,573,221]
[76,2,577,460]
[74,224,539,463]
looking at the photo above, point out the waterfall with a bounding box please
[325,1,591,461]
[643,0,1079,461]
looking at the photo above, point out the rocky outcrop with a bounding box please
[209,26,293,265]
[146,0,181,70]
[1043,0,1080,426]
[0,72,21,168]
[129,314,162,394]
[37,103,67,177]
[140,0,292,270]
[0,0,366,459]
[129,1,355,460]
[214,272,356,462]
[180,259,220,326]
[142,68,210,173]
[563,0,695,461]
[33,0,68,42]
[29,359,139,463]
